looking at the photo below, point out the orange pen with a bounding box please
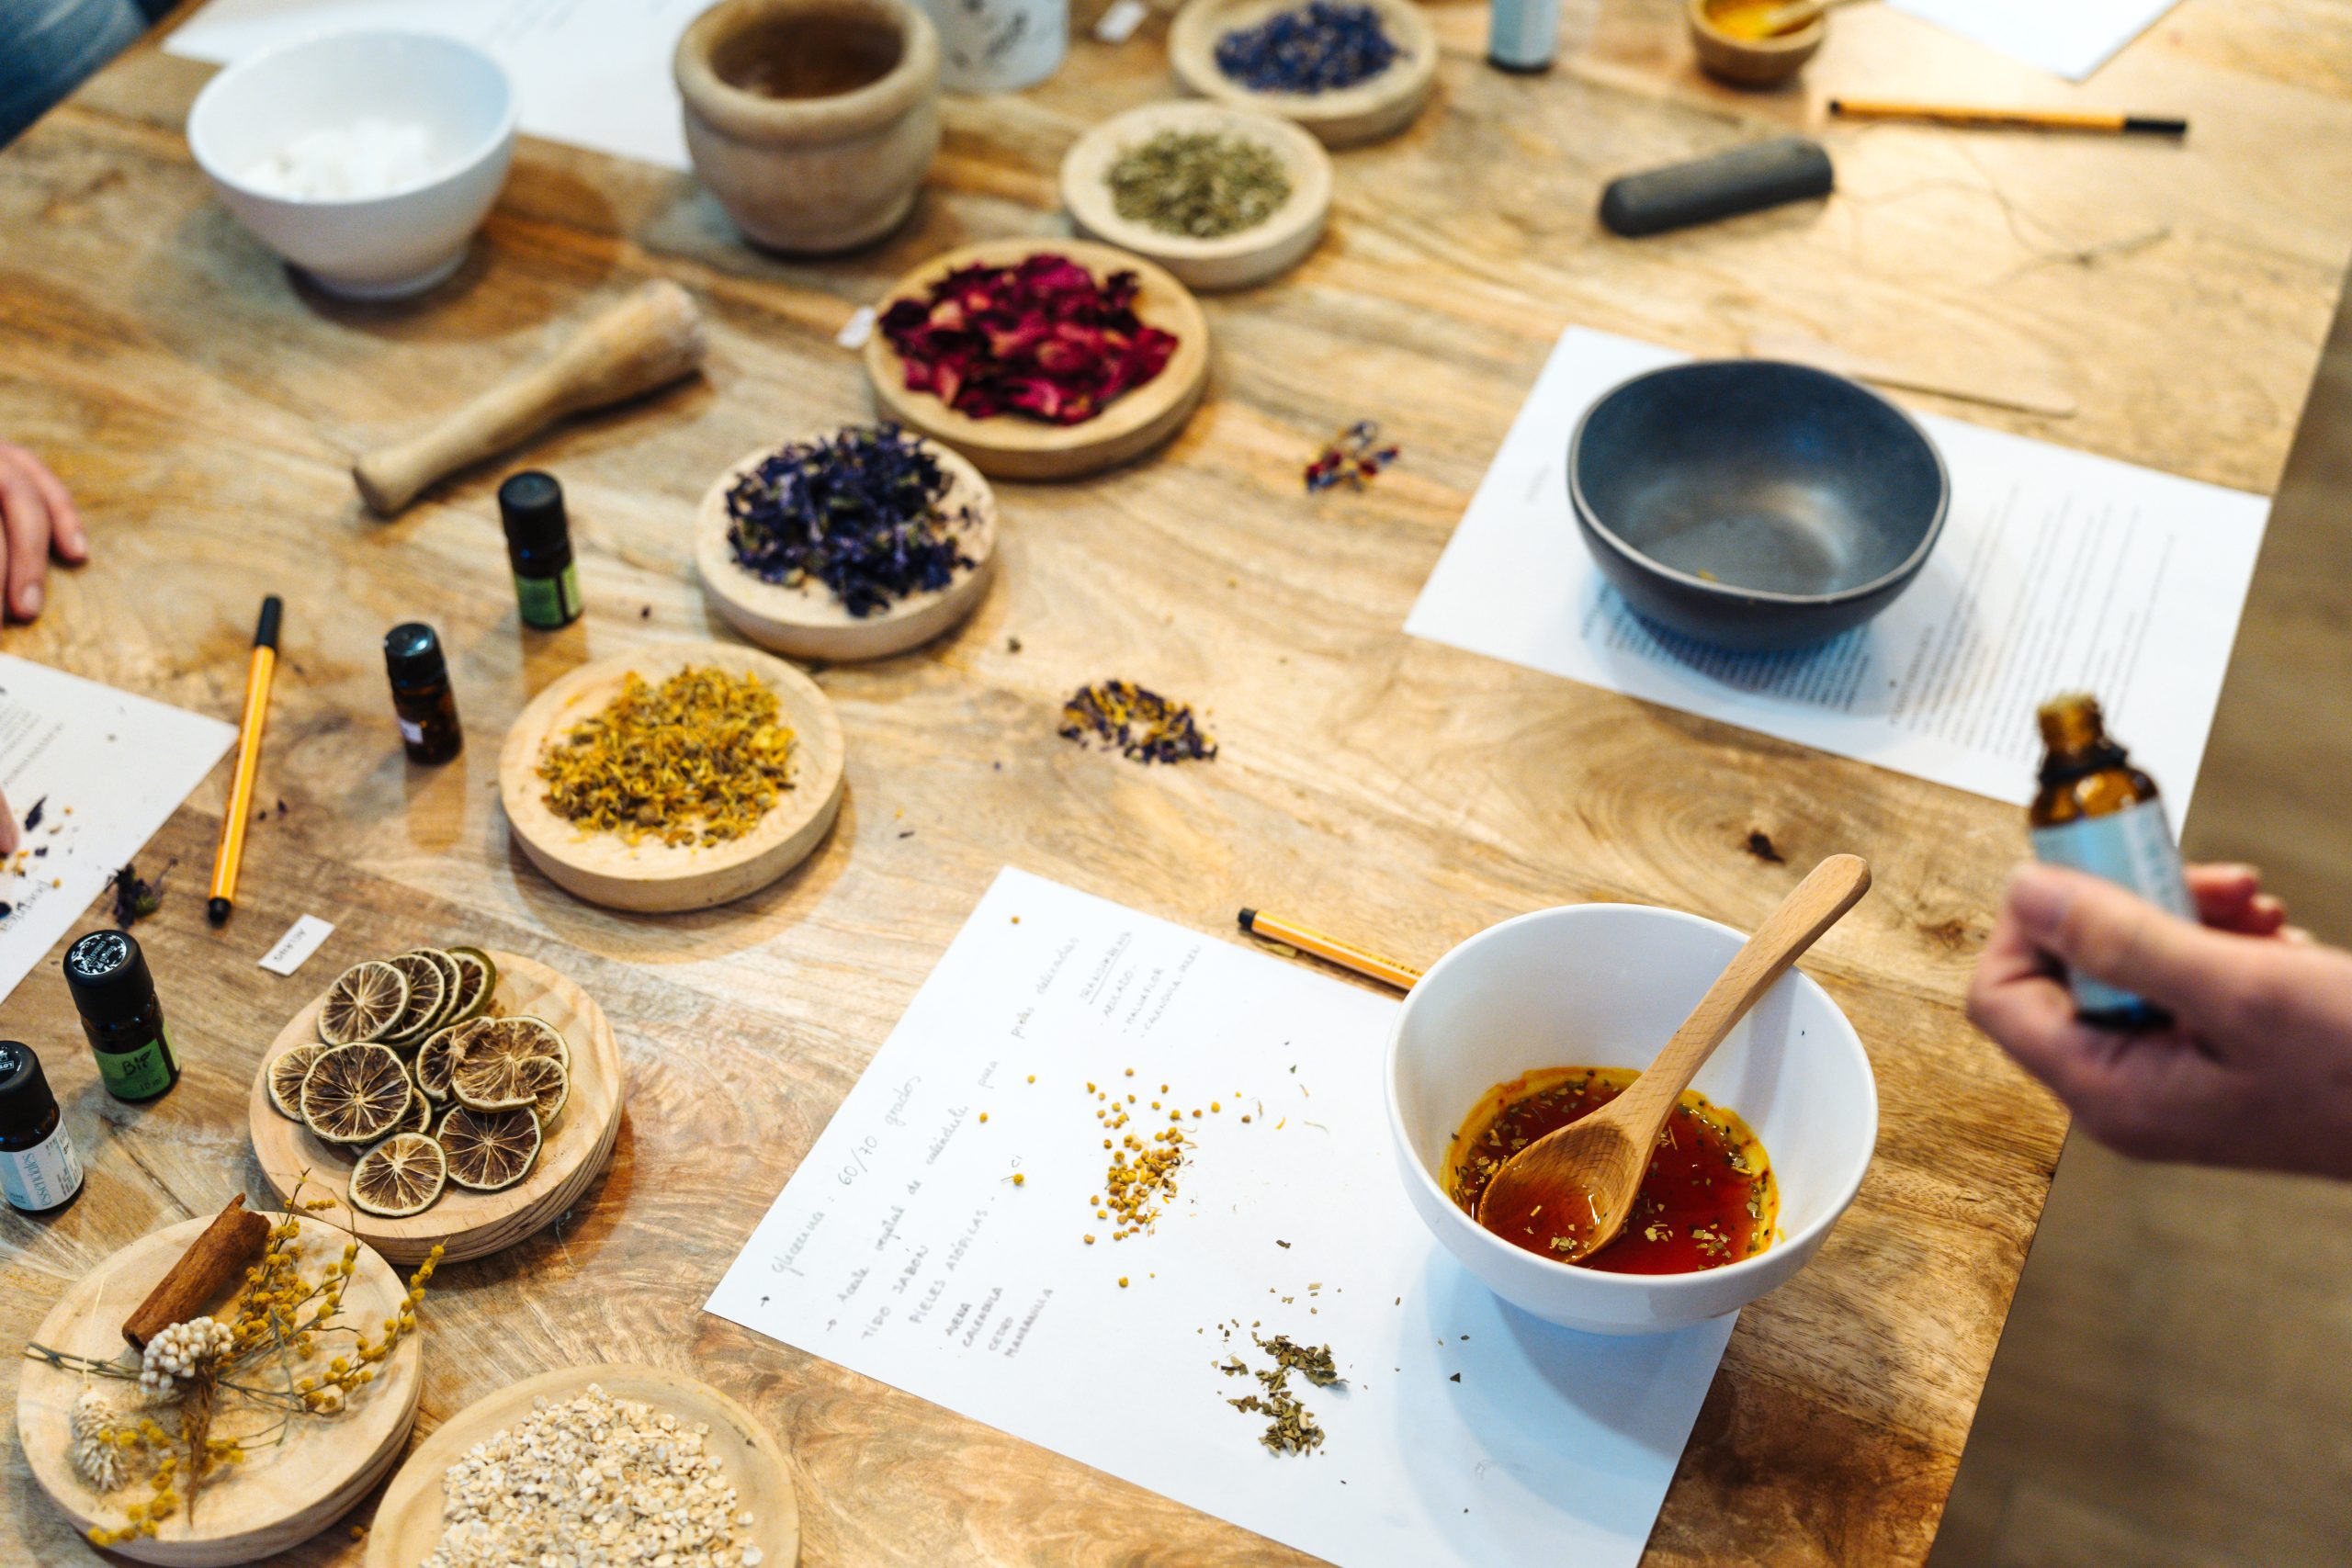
[1238,908,1423,992]
[207,596,281,927]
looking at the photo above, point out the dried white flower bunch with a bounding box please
[138,1317,234,1400]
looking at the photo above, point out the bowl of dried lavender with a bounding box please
[1060,100,1332,291]
[1169,0,1437,149]
[696,423,997,661]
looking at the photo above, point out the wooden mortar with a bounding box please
[675,0,942,254]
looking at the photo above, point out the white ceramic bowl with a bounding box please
[187,31,516,299]
[1387,902,1876,1335]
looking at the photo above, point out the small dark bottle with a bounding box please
[384,622,464,765]
[2029,693,2195,1027]
[499,470,583,630]
[62,931,179,1103]
[0,1041,84,1213]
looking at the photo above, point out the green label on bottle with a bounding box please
[99,1029,175,1100]
[515,563,582,629]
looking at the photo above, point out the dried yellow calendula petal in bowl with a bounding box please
[535,665,795,847]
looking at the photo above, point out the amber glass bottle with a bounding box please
[2029,693,2195,1026]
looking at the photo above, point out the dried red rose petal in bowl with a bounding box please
[864,238,1211,480]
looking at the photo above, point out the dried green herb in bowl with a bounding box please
[725,425,978,618]
[1107,130,1293,240]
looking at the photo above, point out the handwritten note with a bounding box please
[1406,328,2267,813]
[707,868,1734,1568]
[0,658,234,1003]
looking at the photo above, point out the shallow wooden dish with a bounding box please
[695,432,1000,660]
[1059,100,1332,291]
[248,951,624,1265]
[862,237,1210,480]
[18,1214,424,1565]
[498,641,847,911]
[364,1362,799,1568]
[1169,0,1437,149]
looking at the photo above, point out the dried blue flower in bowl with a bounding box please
[725,424,978,619]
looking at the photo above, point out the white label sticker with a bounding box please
[0,1124,81,1212]
[835,305,876,350]
[259,914,336,977]
[1095,0,1149,43]
[2030,798,2194,1015]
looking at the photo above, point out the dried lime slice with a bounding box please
[349,1133,447,1217]
[266,1043,328,1120]
[415,1024,462,1103]
[454,1049,567,1114]
[318,960,410,1046]
[438,1105,541,1192]
[386,1068,432,1136]
[449,1016,570,1111]
[414,948,466,1032]
[300,1043,413,1145]
[380,952,449,1045]
[443,947,497,1026]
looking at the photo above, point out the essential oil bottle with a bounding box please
[0,1041,84,1213]
[62,931,180,1102]
[499,470,583,630]
[384,622,464,764]
[2028,693,2195,1026]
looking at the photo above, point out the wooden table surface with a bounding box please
[5,2,2350,1563]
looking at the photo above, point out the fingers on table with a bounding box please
[2186,863,2288,935]
[0,445,57,620]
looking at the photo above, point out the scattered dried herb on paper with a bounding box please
[111,859,171,928]
[725,425,977,617]
[879,254,1177,425]
[1215,1328,1344,1453]
[1059,681,1216,764]
[1305,419,1399,492]
[1108,130,1292,239]
[22,796,46,832]
[1216,1,1398,95]
[537,667,794,848]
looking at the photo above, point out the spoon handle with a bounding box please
[1611,854,1872,1131]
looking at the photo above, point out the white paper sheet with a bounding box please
[1405,329,2267,814]
[167,0,714,170]
[0,657,235,1001]
[707,868,1735,1568]
[1885,0,2183,81]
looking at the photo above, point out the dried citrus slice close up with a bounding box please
[318,960,411,1046]
[438,1104,542,1191]
[300,1043,413,1145]
[349,1132,447,1217]
[266,1043,328,1120]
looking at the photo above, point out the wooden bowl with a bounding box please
[863,237,1210,480]
[1168,0,1437,149]
[364,1363,800,1568]
[1059,100,1332,291]
[18,1214,424,1565]
[1686,0,1825,87]
[248,951,625,1265]
[695,432,999,660]
[498,641,847,911]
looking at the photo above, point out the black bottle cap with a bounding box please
[0,1040,57,1122]
[62,931,153,1029]
[498,471,569,551]
[384,622,448,690]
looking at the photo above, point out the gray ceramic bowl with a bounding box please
[1569,360,1948,651]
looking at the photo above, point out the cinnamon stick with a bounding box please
[122,1193,270,1349]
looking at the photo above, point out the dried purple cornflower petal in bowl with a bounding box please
[695,423,1000,662]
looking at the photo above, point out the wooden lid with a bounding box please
[863,237,1210,480]
[1060,100,1333,291]
[498,641,847,912]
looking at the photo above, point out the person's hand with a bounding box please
[0,444,89,622]
[0,790,16,856]
[1968,862,2352,1178]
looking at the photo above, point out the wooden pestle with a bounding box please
[353,280,707,516]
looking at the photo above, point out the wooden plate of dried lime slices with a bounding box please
[498,640,847,913]
[248,950,623,1265]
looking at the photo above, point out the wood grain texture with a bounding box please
[17,1215,424,1565]
[248,952,625,1264]
[3,2,2350,1563]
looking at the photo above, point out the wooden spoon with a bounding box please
[1476,854,1871,1262]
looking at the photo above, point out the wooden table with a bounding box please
[5,2,2350,1562]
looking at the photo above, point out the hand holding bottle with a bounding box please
[1968,862,2352,1178]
